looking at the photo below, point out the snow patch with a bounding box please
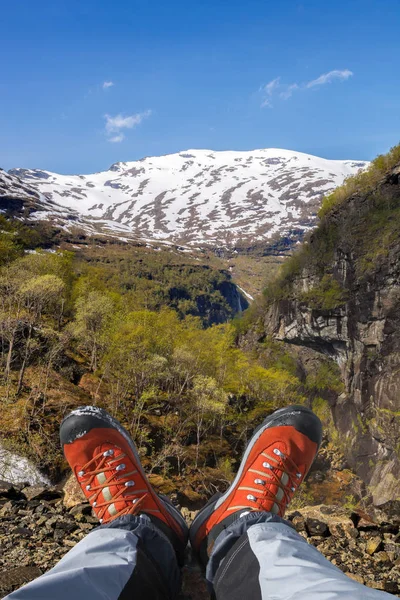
[4,149,369,248]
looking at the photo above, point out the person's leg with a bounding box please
[5,406,188,599]
[5,514,180,599]
[206,511,396,600]
[190,405,397,599]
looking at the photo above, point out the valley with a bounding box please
[1,144,399,595]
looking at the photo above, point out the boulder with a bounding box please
[22,485,61,502]
[0,501,15,517]
[69,503,92,516]
[288,505,358,540]
[0,567,42,594]
[291,514,306,533]
[62,474,86,509]
[305,517,329,537]
[366,536,383,555]
[0,480,17,498]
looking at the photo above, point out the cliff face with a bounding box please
[264,163,400,509]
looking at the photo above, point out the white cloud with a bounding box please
[261,78,280,107]
[261,98,273,108]
[109,134,125,143]
[104,110,152,142]
[105,110,152,133]
[279,83,299,100]
[264,77,281,96]
[260,69,353,107]
[306,69,353,88]
[103,81,114,89]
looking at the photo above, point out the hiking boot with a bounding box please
[60,406,188,554]
[189,405,322,558]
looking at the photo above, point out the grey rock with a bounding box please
[22,486,61,502]
[0,481,17,498]
[306,518,329,537]
[69,503,92,516]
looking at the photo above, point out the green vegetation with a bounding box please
[246,142,400,323]
[319,143,400,218]
[354,200,400,274]
[224,253,285,299]
[72,244,243,327]
[0,215,44,265]
[0,223,317,497]
[299,275,348,310]
[306,362,344,395]
[0,213,347,498]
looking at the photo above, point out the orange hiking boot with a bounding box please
[190,405,322,558]
[60,406,188,555]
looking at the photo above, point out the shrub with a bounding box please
[299,274,348,310]
[319,142,400,218]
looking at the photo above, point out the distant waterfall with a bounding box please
[237,292,243,313]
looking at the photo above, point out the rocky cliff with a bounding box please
[263,157,400,510]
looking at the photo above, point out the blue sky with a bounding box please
[1,0,399,174]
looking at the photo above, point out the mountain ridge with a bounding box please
[5,148,368,250]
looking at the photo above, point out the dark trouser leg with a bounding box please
[5,515,181,600]
[207,512,396,600]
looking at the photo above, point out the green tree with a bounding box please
[0,235,21,266]
[16,274,65,394]
[70,291,115,371]
[192,375,228,466]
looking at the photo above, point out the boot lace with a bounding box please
[235,448,303,516]
[77,448,148,523]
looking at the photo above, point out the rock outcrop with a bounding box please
[264,162,400,509]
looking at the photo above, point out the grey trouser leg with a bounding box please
[5,515,180,600]
[207,512,396,600]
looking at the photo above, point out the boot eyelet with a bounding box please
[125,481,135,487]
[86,485,91,491]
[116,463,126,471]
[78,470,85,477]
[254,479,265,485]
[262,461,272,469]
[247,494,257,502]
[296,473,302,479]
[103,449,114,457]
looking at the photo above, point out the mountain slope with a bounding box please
[0,169,42,210]
[256,145,400,509]
[8,149,368,248]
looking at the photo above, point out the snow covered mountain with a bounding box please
[5,149,368,248]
